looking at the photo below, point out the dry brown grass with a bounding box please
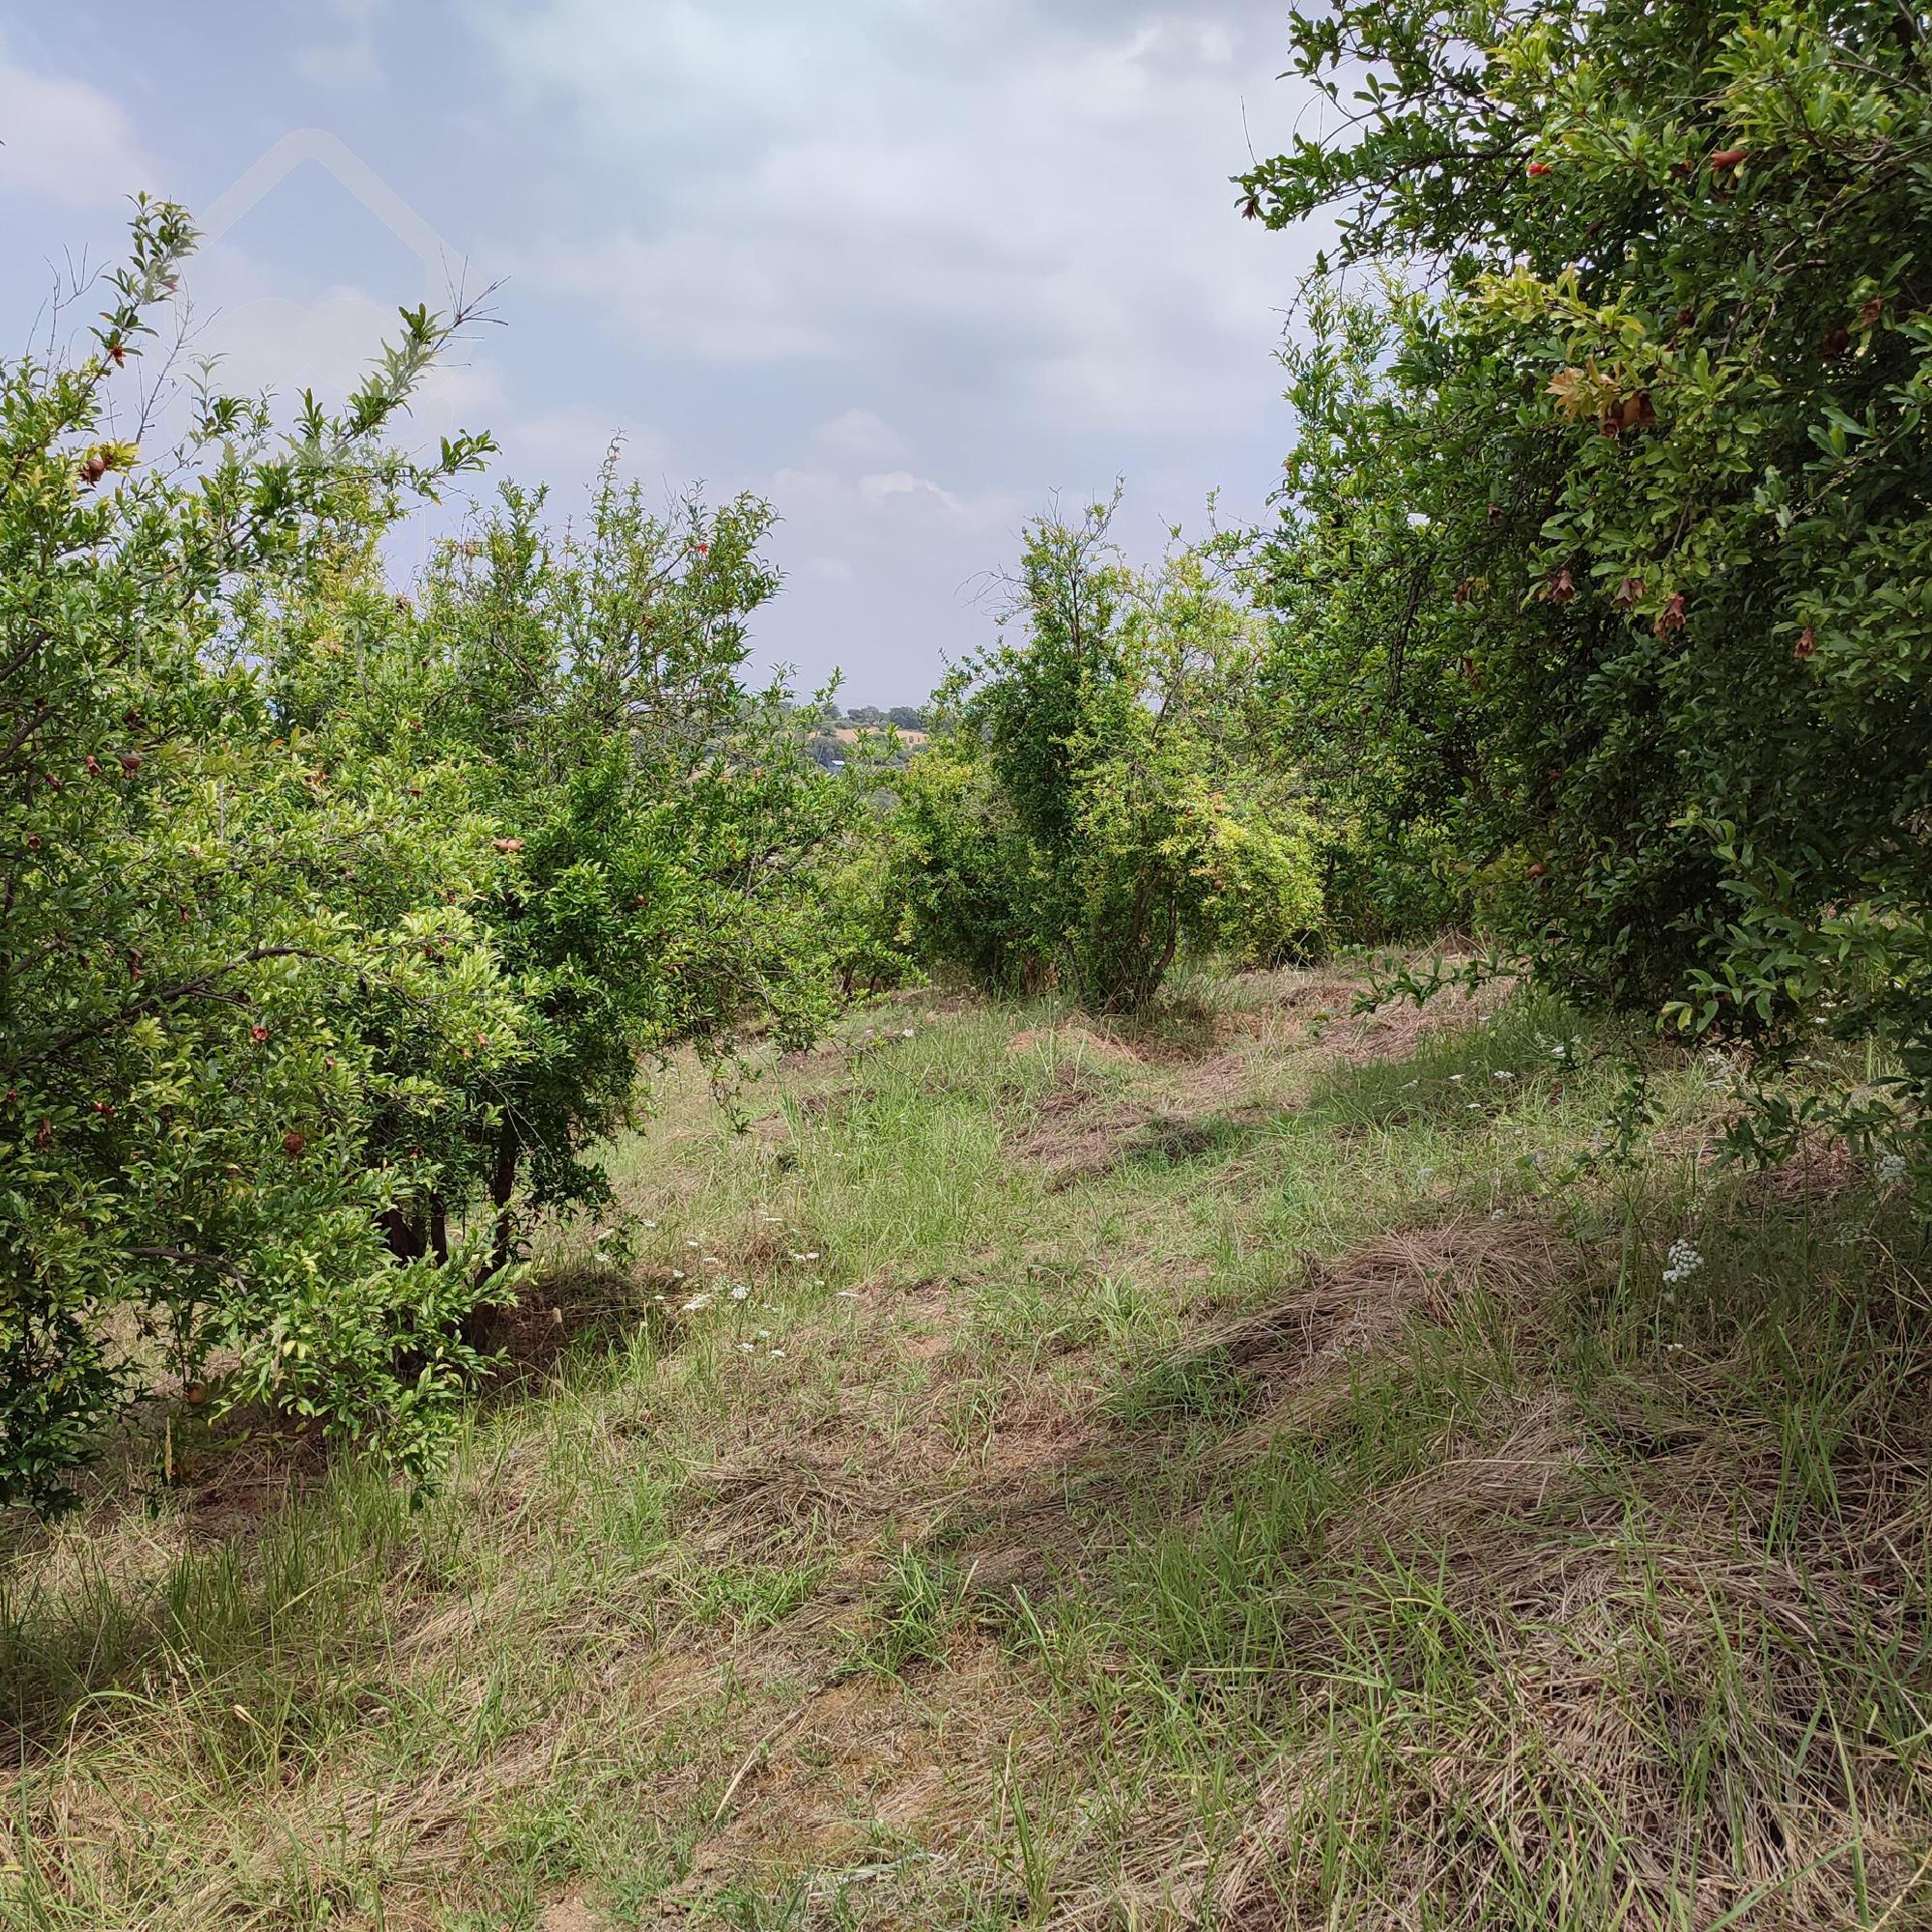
[4,967,1927,1930]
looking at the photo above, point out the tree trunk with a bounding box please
[378,1206,428,1263]
[486,1125,521,1280]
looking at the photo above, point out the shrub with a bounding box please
[0,211,853,1509]
[897,496,1325,1009]
[397,469,852,1271]
[0,203,502,1506]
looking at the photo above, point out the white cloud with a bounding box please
[495,407,675,483]
[477,4,1314,437]
[771,462,1019,535]
[0,4,1326,696]
[454,2,1328,690]
[296,0,388,92]
[516,229,836,364]
[753,452,1024,690]
[0,34,156,207]
[126,260,510,479]
[184,279,406,399]
[859,469,964,514]
[810,408,911,467]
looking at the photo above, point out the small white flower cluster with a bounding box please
[1877,1152,1909,1187]
[1662,1238,1704,1285]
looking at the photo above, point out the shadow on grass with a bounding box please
[471,1260,674,1401]
[920,1177,1932,1924]
[0,1258,680,1761]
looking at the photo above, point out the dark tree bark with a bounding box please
[378,1206,428,1263]
[486,1124,520,1279]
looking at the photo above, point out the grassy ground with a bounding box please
[3,958,1929,1929]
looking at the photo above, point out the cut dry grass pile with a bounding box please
[2,957,1928,1930]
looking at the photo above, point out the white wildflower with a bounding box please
[1492,1069,1516,1082]
[730,1285,751,1301]
[1877,1152,1908,1187]
[1662,1238,1703,1285]
[679,1294,712,1313]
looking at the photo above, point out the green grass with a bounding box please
[2,959,1928,1929]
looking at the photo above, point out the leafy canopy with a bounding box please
[1244,0,1932,1170]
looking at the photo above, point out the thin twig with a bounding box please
[708,1702,810,1829]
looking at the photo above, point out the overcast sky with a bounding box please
[1,4,1328,699]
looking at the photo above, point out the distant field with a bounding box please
[827,727,928,747]
[5,958,1928,1930]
